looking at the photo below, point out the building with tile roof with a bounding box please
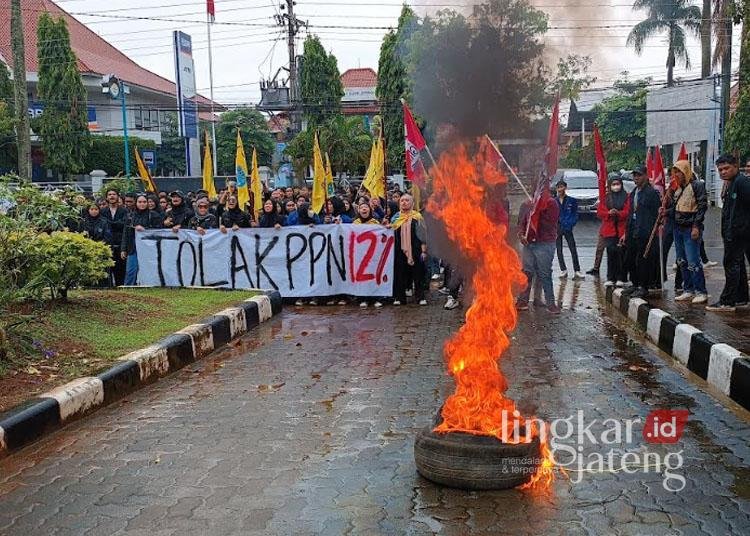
[340,67,378,120]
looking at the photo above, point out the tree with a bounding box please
[0,62,16,171]
[724,1,750,157]
[285,115,372,177]
[376,5,418,173]
[627,0,702,87]
[11,0,31,179]
[299,36,344,128]
[701,0,712,78]
[712,1,736,134]
[552,55,597,101]
[36,13,89,177]
[595,77,650,170]
[83,136,156,177]
[214,107,274,175]
[155,112,186,176]
[404,0,549,139]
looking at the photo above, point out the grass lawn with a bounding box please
[0,288,259,412]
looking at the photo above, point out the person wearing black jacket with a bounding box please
[102,189,129,286]
[80,203,112,244]
[257,199,285,229]
[163,191,194,232]
[219,195,251,232]
[668,160,708,304]
[121,194,163,285]
[707,154,750,311]
[187,198,218,235]
[621,166,661,299]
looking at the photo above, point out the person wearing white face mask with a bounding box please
[597,177,631,286]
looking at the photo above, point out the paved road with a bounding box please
[0,281,748,535]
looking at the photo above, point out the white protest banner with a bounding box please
[135,225,394,297]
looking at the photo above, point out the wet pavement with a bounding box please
[0,279,749,535]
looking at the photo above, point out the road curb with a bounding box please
[0,290,282,458]
[604,286,750,411]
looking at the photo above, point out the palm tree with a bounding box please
[627,0,703,86]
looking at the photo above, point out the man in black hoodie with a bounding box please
[707,154,750,312]
[101,189,128,286]
[164,191,194,232]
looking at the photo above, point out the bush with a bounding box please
[0,177,83,231]
[33,231,114,301]
[84,135,156,177]
[97,177,142,198]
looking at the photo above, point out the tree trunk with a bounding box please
[10,0,31,180]
[701,0,712,78]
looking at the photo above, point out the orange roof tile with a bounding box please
[340,68,377,88]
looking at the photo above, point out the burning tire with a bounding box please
[414,427,541,490]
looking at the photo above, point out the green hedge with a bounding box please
[84,135,156,176]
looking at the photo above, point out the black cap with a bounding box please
[632,165,647,176]
[169,190,184,198]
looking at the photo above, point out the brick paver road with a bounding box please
[0,283,749,535]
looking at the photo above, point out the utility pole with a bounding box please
[277,0,306,132]
[10,0,31,180]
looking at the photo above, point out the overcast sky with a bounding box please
[57,0,739,105]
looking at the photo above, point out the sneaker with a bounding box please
[309,299,318,306]
[559,270,568,279]
[393,300,402,306]
[692,293,708,304]
[438,287,451,296]
[674,286,683,293]
[326,299,336,306]
[703,260,719,268]
[604,281,615,287]
[516,300,529,311]
[620,281,633,288]
[675,292,695,302]
[547,304,562,314]
[736,301,749,308]
[419,299,428,306]
[586,268,600,276]
[431,274,441,280]
[374,301,383,308]
[294,299,304,306]
[706,302,736,312]
[359,301,368,308]
[444,297,460,310]
[337,300,347,305]
[573,272,585,280]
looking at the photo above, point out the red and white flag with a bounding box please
[526,95,560,237]
[207,0,216,22]
[403,100,428,186]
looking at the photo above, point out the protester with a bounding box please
[352,202,385,308]
[321,197,353,224]
[369,196,385,221]
[554,180,584,279]
[258,200,285,229]
[102,188,129,286]
[622,165,662,299]
[123,192,136,212]
[391,194,428,306]
[164,191,194,233]
[706,154,750,312]
[121,194,163,285]
[188,198,218,235]
[80,203,112,244]
[158,197,169,213]
[286,201,320,227]
[667,160,709,304]
[516,194,561,313]
[219,195,252,232]
[598,177,630,287]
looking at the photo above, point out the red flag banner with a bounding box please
[207,0,215,21]
[593,125,607,207]
[403,101,428,186]
[677,142,688,161]
[653,145,666,195]
[545,94,561,178]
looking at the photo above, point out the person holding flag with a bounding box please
[235,130,251,215]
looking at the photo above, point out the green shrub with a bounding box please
[97,177,142,198]
[84,135,156,176]
[33,231,114,301]
[0,177,82,231]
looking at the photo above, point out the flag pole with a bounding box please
[485,135,532,201]
[207,11,218,176]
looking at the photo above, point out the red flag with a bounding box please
[646,147,654,182]
[479,135,502,167]
[403,100,428,186]
[677,142,688,161]
[653,145,666,195]
[593,125,607,208]
[207,0,215,21]
[545,94,561,177]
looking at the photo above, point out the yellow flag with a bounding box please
[325,152,335,198]
[311,133,326,214]
[202,131,217,199]
[134,146,156,193]
[251,147,263,216]
[363,137,385,199]
[235,130,250,210]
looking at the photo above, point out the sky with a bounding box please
[55,0,741,105]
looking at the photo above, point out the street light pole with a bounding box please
[121,83,131,177]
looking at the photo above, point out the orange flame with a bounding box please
[427,143,556,491]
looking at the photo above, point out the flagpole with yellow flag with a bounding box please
[250,147,263,218]
[134,146,157,193]
[311,133,327,214]
[202,131,217,199]
[235,130,250,212]
[362,137,385,200]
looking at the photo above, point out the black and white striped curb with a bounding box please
[0,290,282,458]
[604,286,750,412]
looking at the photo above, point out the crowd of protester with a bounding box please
[516,153,750,314]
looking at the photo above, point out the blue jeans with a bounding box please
[673,226,706,294]
[124,253,139,285]
[519,242,556,306]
